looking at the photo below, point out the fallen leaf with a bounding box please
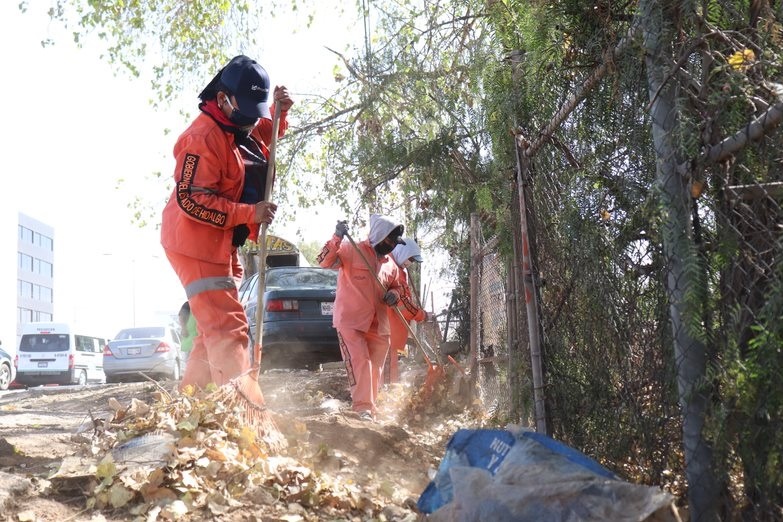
[108,483,135,508]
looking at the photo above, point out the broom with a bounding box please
[208,103,287,451]
[343,232,447,402]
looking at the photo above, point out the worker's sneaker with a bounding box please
[359,411,374,422]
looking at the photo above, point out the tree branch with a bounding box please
[285,102,366,138]
[703,84,783,164]
[520,19,641,158]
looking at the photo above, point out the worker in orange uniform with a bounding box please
[160,55,294,396]
[385,238,434,385]
[317,214,405,421]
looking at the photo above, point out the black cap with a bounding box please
[219,55,271,119]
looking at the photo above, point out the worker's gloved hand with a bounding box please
[383,290,399,306]
[335,220,349,239]
[232,225,250,247]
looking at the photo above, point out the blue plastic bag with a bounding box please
[418,428,619,515]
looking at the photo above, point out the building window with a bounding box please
[18,253,33,272]
[35,311,53,322]
[17,307,33,323]
[18,225,33,243]
[31,258,53,277]
[18,280,33,299]
[40,235,53,250]
[18,225,53,250]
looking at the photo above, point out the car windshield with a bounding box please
[114,327,165,340]
[265,268,338,289]
[19,334,69,352]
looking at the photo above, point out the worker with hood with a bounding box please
[385,238,434,384]
[160,55,294,403]
[317,214,405,421]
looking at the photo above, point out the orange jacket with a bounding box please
[160,107,287,263]
[317,235,401,335]
[387,268,427,352]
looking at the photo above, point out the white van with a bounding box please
[15,322,107,386]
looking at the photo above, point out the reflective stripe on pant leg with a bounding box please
[184,276,236,299]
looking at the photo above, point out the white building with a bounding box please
[0,213,55,354]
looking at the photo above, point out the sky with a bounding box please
[1,2,455,342]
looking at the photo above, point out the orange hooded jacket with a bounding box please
[160,106,287,264]
[387,239,427,353]
[317,215,403,335]
[388,268,427,353]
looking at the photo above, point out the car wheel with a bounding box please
[0,363,11,391]
[77,370,87,386]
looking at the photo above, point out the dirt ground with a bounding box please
[0,362,479,522]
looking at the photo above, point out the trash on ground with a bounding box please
[418,427,680,522]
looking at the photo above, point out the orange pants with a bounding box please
[165,249,249,388]
[383,346,403,386]
[337,327,389,414]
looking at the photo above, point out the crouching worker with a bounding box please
[317,214,405,421]
[385,238,434,385]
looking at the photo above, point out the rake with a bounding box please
[208,103,287,451]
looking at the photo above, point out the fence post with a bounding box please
[514,141,548,435]
[468,213,480,381]
[508,181,525,424]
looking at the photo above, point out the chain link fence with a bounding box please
[467,84,782,522]
[469,221,510,420]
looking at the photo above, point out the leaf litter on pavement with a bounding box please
[42,363,484,521]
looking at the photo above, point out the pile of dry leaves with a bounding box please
[44,365,481,521]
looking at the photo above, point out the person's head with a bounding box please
[391,238,423,268]
[368,214,405,256]
[178,301,191,332]
[198,55,271,131]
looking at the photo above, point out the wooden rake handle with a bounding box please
[252,103,283,369]
[343,231,442,365]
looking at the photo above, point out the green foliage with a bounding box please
[714,286,783,511]
[27,0,285,108]
[297,239,324,266]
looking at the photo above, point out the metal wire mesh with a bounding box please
[473,223,511,420]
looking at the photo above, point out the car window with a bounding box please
[19,334,69,352]
[75,335,94,352]
[266,268,337,289]
[238,273,259,304]
[114,327,165,339]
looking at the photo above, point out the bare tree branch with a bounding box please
[520,19,642,158]
[703,85,783,164]
[286,102,366,138]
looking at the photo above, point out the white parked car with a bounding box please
[15,322,107,386]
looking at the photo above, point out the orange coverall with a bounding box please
[386,268,427,383]
[161,102,287,388]
[317,224,402,415]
